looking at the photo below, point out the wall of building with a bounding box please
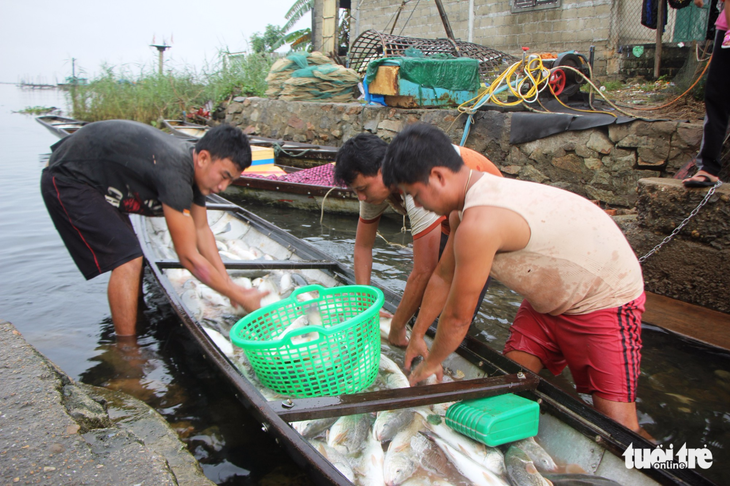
[349,0,684,78]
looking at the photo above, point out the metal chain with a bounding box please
[639,181,722,263]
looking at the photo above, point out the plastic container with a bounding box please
[445,393,539,447]
[229,284,383,398]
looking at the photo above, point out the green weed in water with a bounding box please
[18,106,59,115]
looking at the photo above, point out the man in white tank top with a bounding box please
[381,124,647,434]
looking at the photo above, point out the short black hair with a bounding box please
[334,133,388,186]
[195,124,251,172]
[382,124,463,186]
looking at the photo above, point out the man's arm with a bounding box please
[388,224,441,346]
[408,206,530,385]
[353,218,379,285]
[403,212,459,368]
[191,203,230,282]
[163,203,266,311]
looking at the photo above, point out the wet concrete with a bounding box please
[0,319,214,485]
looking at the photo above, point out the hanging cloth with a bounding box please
[642,0,669,30]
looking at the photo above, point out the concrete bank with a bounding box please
[0,319,213,486]
[623,178,730,314]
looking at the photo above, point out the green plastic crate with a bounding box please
[445,393,539,447]
[229,284,383,398]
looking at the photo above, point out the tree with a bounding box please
[250,24,287,53]
[281,0,314,52]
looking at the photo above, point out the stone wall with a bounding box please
[623,179,730,313]
[226,97,702,208]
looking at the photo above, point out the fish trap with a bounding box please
[230,284,383,398]
[348,30,519,82]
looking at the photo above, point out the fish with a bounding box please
[277,307,323,345]
[415,409,505,477]
[380,354,410,389]
[505,445,552,486]
[310,440,355,483]
[355,434,386,486]
[513,437,558,473]
[410,432,466,481]
[373,409,416,442]
[431,435,509,486]
[197,284,230,308]
[542,473,624,485]
[327,414,371,455]
[202,326,234,357]
[255,274,282,308]
[383,418,425,486]
[292,417,338,439]
[180,288,204,320]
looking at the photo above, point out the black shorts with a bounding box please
[40,169,143,280]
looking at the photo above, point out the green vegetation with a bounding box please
[68,52,276,124]
[601,80,624,92]
[17,106,59,115]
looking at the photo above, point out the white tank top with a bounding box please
[461,174,644,315]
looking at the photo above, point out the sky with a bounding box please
[0,0,311,84]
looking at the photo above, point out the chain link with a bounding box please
[638,181,722,263]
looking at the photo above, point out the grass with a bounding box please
[17,106,60,115]
[68,52,277,125]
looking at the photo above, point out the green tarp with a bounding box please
[365,56,481,91]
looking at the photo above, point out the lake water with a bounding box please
[1,83,729,485]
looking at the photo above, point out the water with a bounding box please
[1,84,729,485]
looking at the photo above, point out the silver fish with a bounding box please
[505,445,551,486]
[432,435,509,486]
[292,417,338,439]
[513,437,558,473]
[383,414,427,486]
[327,414,371,455]
[373,409,416,442]
[310,440,355,483]
[355,434,386,486]
[410,432,466,480]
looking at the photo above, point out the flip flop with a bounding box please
[683,174,719,188]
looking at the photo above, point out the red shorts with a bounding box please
[503,293,645,402]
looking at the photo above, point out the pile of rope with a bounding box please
[265,52,360,103]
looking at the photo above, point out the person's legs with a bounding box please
[41,171,145,336]
[554,294,645,430]
[504,300,566,375]
[504,350,544,373]
[685,29,730,184]
[108,256,144,336]
[592,395,640,431]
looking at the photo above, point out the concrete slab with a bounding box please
[0,319,214,485]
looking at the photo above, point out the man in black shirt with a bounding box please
[41,120,266,338]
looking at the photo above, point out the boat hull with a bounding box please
[131,195,711,486]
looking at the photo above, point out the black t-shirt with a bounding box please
[46,119,205,216]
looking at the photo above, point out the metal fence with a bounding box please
[614,0,714,46]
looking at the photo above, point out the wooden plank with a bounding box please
[272,373,539,422]
[155,260,339,270]
[643,291,730,351]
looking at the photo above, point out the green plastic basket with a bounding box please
[229,284,383,398]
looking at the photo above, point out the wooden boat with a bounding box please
[35,115,88,138]
[161,119,338,168]
[225,165,363,215]
[131,194,713,486]
[161,119,210,140]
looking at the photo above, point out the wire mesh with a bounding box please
[348,29,519,83]
[613,0,717,46]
